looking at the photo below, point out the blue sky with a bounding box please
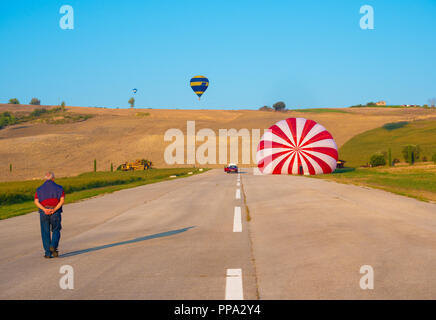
[0,0,435,109]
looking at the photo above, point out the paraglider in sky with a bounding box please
[256,118,338,175]
[190,76,209,100]
[132,88,138,94]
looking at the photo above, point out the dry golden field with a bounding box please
[1,103,435,181]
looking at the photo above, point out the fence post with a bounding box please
[94,159,97,172]
[9,163,12,173]
[111,163,113,172]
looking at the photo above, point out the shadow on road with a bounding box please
[60,226,195,258]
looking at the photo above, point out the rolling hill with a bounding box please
[1,103,435,181]
[339,118,436,167]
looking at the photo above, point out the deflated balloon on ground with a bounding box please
[256,117,338,175]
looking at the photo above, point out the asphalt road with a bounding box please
[0,169,435,299]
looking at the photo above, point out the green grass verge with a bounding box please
[339,119,436,167]
[0,168,208,220]
[313,165,436,202]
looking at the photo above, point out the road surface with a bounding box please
[0,169,435,299]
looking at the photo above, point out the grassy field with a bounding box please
[339,118,436,167]
[0,168,207,220]
[314,164,436,202]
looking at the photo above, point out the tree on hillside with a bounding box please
[259,106,273,111]
[273,101,286,112]
[402,145,421,164]
[8,98,19,104]
[60,101,66,111]
[0,112,17,129]
[128,97,135,109]
[29,98,41,105]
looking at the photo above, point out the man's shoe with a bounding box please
[50,246,59,258]
[44,255,52,259]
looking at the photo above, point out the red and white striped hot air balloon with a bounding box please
[256,118,338,175]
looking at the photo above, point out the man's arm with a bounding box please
[52,197,65,213]
[34,198,53,215]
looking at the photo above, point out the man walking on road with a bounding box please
[34,172,65,259]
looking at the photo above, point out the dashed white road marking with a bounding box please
[235,189,241,199]
[233,207,242,232]
[236,182,240,187]
[225,269,244,300]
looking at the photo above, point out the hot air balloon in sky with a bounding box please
[190,76,209,100]
[256,118,338,175]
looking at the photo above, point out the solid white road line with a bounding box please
[233,206,242,232]
[236,189,241,199]
[225,269,244,300]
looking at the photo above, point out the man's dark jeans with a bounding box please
[39,210,62,256]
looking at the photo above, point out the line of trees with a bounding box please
[369,145,436,167]
[351,99,436,108]
[259,101,287,112]
[8,98,41,105]
[5,98,68,107]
